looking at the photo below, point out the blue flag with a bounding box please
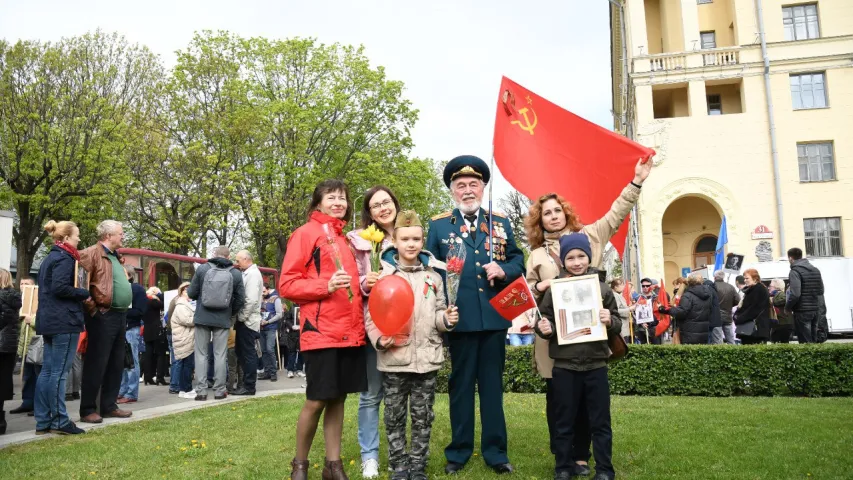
[714,216,728,272]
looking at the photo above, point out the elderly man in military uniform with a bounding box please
[426,155,525,475]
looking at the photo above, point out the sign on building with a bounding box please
[751,225,774,240]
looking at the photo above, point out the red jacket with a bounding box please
[278,211,365,352]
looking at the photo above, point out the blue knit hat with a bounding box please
[559,233,592,264]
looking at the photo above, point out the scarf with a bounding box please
[310,210,347,237]
[55,241,81,261]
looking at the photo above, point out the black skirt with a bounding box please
[302,346,367,401]
[0,352,16,401]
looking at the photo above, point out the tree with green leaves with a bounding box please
[0,31,162,278]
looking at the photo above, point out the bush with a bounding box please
[435,344,853,397]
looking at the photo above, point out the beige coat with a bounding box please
[170,297,195,360]
[526,183,640,378]
[364,250,453,374]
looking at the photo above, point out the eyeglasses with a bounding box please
[370,199,393,211]
[641,284,652,289]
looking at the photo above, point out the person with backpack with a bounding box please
[188,246,246,401]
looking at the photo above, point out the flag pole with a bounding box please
[488,153,496,288]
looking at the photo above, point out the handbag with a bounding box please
[123,340,135,369]
[735,320,757,339]
[608,332,628,361]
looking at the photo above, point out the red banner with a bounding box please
[493,76,654,256]
[489,276,537,322]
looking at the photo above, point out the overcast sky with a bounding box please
[0,0,614,203]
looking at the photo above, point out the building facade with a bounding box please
[611,0,853,286]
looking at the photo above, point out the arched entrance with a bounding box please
[661,196,723,287]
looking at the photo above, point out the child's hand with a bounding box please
[377,336,395,349]
[445,306,458,326]
[365,271,380,290]
[599,309,612,326]
[538,319,553,337]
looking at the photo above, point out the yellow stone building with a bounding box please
[610,0,853,286]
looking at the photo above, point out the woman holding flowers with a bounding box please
[279,179,367,480]
[347,185,400,479]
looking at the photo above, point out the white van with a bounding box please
[737,258,853,335]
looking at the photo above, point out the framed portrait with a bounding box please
[19,285,39,317]
[634,302,655,324]
[549,274,607,345]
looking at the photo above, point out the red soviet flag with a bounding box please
[493,76,654,256]
[655,280,671,336]
[489,276,537,322]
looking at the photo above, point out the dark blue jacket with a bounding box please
[35,246,91,336]
[126,282,149,329]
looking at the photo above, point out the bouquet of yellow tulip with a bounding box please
[359,224,386,272]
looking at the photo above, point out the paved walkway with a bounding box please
[1,371,305,449]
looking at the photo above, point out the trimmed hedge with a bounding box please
[435,344,853,397]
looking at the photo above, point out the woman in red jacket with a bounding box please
[279,179,367,480]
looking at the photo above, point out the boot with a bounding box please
[1,411,7,435]
[291,458,309,480]
[322,458,349,480]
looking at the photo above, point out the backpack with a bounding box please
[200,264,234,310]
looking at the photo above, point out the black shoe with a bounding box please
[214,393,228,400]
[50,422,86,435]
[157,380,169,386]
[35,429,50,435]
[492,463,514,474]
[168,389,180,395]
[573,463,591,477]
[231,388,255,396]
[554,472,572,480]
[27,411,34,417]
[10,405,33,414]
[270,376,278,382]
[65,393,74,401]
[195,394,208,401]
[445,462,464,475]
[410,469,427,480]
[257,373,270,380]
[72,392,80,400]
[391,470,409,480]
[592,474,614,480]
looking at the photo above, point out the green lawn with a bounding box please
[2,394,852,479]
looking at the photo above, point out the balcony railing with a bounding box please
[636,47,743,73]
[702,47,740,66]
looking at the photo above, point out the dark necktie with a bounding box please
[464,214,477,241]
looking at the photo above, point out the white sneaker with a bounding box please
[287,371,294,378]
[362,459,379,479]
[296,370,306,378]
[178,390,196,399]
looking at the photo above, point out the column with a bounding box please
[687,81,707,117]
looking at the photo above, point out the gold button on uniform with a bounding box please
[479,288,484,292]
[477,275,481,279]
[475,262,481,267]
[475,250,479,254]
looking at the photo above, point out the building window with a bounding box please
[804,217,842,257]
[798,142,835,182]
[707,94,722,115]
[700,31,717,49]
[783,4,820,41]
[791,73,827,110]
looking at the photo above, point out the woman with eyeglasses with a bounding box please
[523,157,652,477]
[346,185,400,479]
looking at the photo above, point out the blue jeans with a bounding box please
[118,326,141,400]
[260,328,278,375]
[168,333,180,392]
[509,333,534,346]
[358,343,384,462]
[35,333,80,431]
[175,354,195,392]
[286,351,303,372]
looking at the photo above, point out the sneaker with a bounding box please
[362,459,380,479]
[287,371,295,378]
[50,422,86,435]
[72,392,80,400]
[195,394,208,401]
[296,370,306,378]
[390,469,408,480]
[270,376,278,382]
[178,390,197,399]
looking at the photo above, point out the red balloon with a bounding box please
[368,275,415,336]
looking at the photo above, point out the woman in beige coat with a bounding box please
[169,283,196,398]
[524,158,652,474]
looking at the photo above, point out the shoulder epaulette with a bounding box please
[491,211,507,219]
[431,211,452,221]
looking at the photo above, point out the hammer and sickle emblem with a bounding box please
[511,107,538,135]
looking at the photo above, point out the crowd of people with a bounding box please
[0,152,828,480]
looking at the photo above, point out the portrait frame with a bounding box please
[549,274,607,345]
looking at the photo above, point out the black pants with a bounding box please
[235,322,260,393]
[794,311,818,343]
[444,330,508,467]
[81,310,127,417]
[143,340,168,382]
[771,325,794,343]
[551,366,613,476]
[545,378,591,461]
